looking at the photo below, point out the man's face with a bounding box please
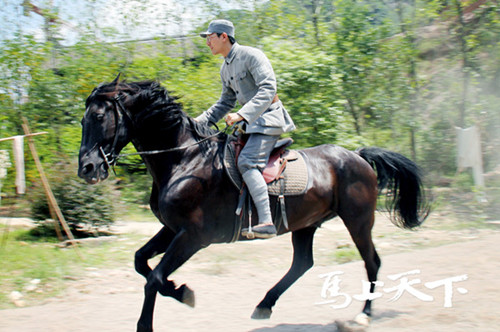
[206,33,223,55]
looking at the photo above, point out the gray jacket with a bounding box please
[196,43,295,135]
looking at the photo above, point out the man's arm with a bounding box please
[196,74,237,125]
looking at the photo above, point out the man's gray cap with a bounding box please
[199,19,235,38]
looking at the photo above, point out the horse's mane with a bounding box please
[88,80,219,140]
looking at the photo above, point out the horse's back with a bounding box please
[298,144,378,219]
[299,144,376,182]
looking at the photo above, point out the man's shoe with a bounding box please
[242,223,277,239]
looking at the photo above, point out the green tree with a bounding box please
[329,0,391,136]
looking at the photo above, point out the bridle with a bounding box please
[90,93,226,174]
[84,94,128,174]
[96,95,126,172]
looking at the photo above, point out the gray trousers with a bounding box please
[237,133,280,225]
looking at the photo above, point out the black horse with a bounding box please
[78,77,429,332]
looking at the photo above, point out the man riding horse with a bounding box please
[196,19,295,239]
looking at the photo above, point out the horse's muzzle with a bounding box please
[78,147,110,184]
[78,160,109,184]
[78,158,109,184]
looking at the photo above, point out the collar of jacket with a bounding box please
[225,43,240,64]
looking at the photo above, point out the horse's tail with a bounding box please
[356,147,430,229]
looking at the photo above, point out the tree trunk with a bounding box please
[454,0,470,128]
[311,0,322,46]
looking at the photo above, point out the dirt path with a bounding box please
[1,215,499,332]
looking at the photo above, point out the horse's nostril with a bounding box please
[82,163,94,175]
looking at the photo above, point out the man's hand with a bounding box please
[225,113,243,126]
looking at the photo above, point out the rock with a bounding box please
[63,276,79,280]
[9,291,23,301]
[30,279,41,285]
[9,291,26,306]
[354,313,371,326]
[336,240,352,249]
[25,279,41,291]
[25,284,37,292]
[13,300,26,307]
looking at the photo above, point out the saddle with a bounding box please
[224,134,308,194]
[232,134,297,184]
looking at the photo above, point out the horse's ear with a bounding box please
[111,73,121,85]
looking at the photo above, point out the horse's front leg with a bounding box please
[135,226,193,304]
[135,226,174,279]
[137,228,202,332]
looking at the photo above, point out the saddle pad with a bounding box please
[223,135,308,196]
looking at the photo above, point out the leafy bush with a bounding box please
[31,173,115,237]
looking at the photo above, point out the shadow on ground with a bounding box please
[249,309,408,332]
[249,322,340,332]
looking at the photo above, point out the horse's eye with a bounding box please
[96,114,104,121]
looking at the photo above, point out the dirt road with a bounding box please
[1,216,499,332]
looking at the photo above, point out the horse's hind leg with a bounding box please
[135,226,194,306]
[252,226,317,319]
[341,211,381,322]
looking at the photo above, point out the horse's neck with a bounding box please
[130,121,201,184]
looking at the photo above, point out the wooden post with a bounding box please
[0,132,49,143]
[21,118,83,259]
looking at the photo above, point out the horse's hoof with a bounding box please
[354,312,371,326]
[251,307,272,320]
[182,285,195,308]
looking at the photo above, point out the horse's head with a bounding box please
[79,76,206,184]
[78,75,133,184]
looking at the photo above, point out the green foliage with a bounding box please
[483,187,500,220]
[265,39,346,147]
[419,117,457,177]
[1,0,500,207]
[452,170,475,192]
[30,168,115,237]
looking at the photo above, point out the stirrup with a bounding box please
[242,224,277,239]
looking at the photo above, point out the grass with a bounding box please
[0,226,140,309]
[0,200,157,310]
[116,203,158,222]
[333,247,362,264]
